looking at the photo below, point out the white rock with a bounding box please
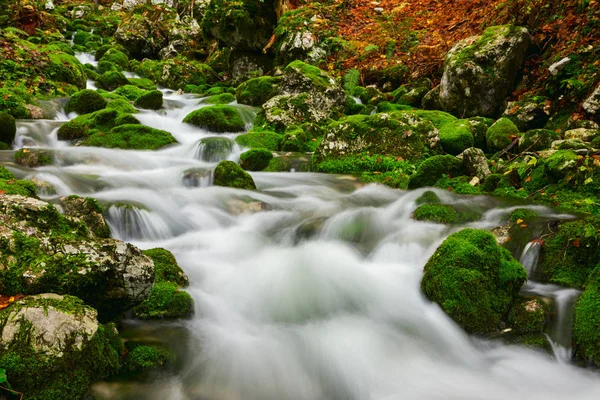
[549,57,571,76]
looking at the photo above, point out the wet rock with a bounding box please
[213,160,256,190]
[197,137,234,162]
[14,148,54,168]
[508,298,549,334]
[486,118,520,152]
[437,25,530,117]
[229,51,274,83]
[503,96,550,131]
[183,105,246,133]
[458,147,491,180]
[60,195,111,238]
[115,15,168,60]
[240,148,273,171]
[66,89,107,115]
[564,128,599,143]
[518,129,561,152]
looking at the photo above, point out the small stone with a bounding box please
[469,176,480,186]
[549,57,571,76]
[374,7,384,13]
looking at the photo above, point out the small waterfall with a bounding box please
[105,204,175,241]
[195,137,234,163]
[520,240,542,277]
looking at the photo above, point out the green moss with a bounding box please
[511,333,552,352]
[439,119,475,155]
[57,109,122,140]
[134,90,163,110]
[536,217,600,288]
[416,190,441,205]
[213,160,256,190]
[46,52,87,90]
[407,155,464,189]
[0,111,16,145]
[128,78,157,91]
[132,281,194,320]
[486,118,520,152]
[183,105,246,133]
[142,248,188,287]
[14,149,54,168]
[122,344,173,374]
[83,124,177,150]
[545,150,579,179]
[240,149,273,171]
[66,89,107,115]
[519,129,561,152]
[202,93,235,105]
[573,267,600,365]
[434,176,482,195]
[0,178,37,197]
[97,71,129,92]
[507,298,548,334]
[408,109,457,128]
[413,204,459,224]
[106,98,137,114]
[97,60,120,75]
[133,57,216,90]
[0,89,30,119]
[314,153,414,175]
[280,126,308,152]
[236,76,281,106]
[421,228,527,333]
[360,170,411,189]
[114,85,145,101]
[99,49,129,70]
[510,208,539,223]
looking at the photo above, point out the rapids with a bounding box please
[4,82,600,400]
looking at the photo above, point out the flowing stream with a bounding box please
[3,75,600,399]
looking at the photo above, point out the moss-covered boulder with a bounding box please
[57,109,138,141]
[544,150,579,179]
[115,14,168,60]
[47,52,87,90]
[201,93,235,105]
[240,149,273,171]
[0,195,155,316]
[14,148,54,168]
[0,294,123,400]
[213,160,256,190]
[197,137,235,162]
[486,118,520,151]
[133,57,217,90]
[503,96,550,131]
[439,119,475,155]
[202,0,277,52]
[97,71,130,92]
[573,266,600,366]
[415,190,441,205]
[313,112,442,169]
[132,281,194,319]
[183,105,246,133]
[507,298,549,334]
[0,111,17,146]
[83,124,176,150]
[66,89,107,115]
[134,90,163,110]
[459,147,491,181]
[413,204,459,224]
[121,343,173,374]
[114,84,146,101]
[236,76,281,106]
[99,48,130,71]
[407,155,464,189]
[421,228,527,333]
[436,25,530,117]
[60,195,111,239]
[0,167,37,197]
[106,99,138,115]
[235,130,281,150]
[536,217,600,288]
[143,248,189,288]
[98,60,120,75]
[518,129,562,152]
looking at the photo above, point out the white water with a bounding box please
[5,86,600,400]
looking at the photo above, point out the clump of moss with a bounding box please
[415,190,441,205]
[0,111,16,146]
[99,48,129,70]
[439,119,475,156]
[510,208,539,223]
[66,89,107,115]
[97,71,130,91]
[235,130,282,150]
[132,281,194,319]
[142,248,188,287]
[83,124,177,150]
[519,129,561,152]
[413,204,459,224]
[421,228,527,333]
[183,105,246,133]
[407,155,464,189]
[106,98,137,114]
[202,93,235,105]
[122,344,173,374]
[14,149,54,168]
[573,266,600,366]
[507,298,549,334]
[236,76,281,106]
[486,118,520,151]
[134,90,163,110]
[57,109,130,141]
[114,84,145,101]
[536,217,600,288]
[545,150,579,179]
[213,160,256,190]
[98,60,120,74]
[240,149,273,171]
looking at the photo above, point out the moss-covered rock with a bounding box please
[0,294,123,400]
[97,71,130,92]
[573,266,600,366]
[83,124,176,150]
[545,150,579,179]
[114,14,167,60]
[507,298,549,334]
[235,130,281,150]
[213,160,256,190]
[437,25,530,117]
[415,190,441,205]
[503,96,550,131]
[201,93,235,105]
[14,148,54,168]
[183,105,246,133]
[98,60,120,74]
[121,343,173,374]
[518,129,562,152]
[197,137,235,162]
[57,109,132,141]
[132,281,194,319]
[240,149,273,171]
[60,195,111,239]
[114,84,146,101]
[536,217,600,288]
[407,155,464,189]
[142,248,189,288]
[313,112,442,169]
[106,98,138,114]
[486,118,520,151]
[133,57,217,90]
[0,167,37,197]
[99,48,129,71]
[46,52,87,90]
[0,111,16,146]
[421,228,527,333]
[66,89,107,115]
[413,204,459,224]
[134,90,163,110]
[236,76,281,106]
[439,119,475,155]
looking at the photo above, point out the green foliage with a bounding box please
[213,160,256,190]
[66,89,107,115]
[240,149,273,171]
[0,178,37,197]
[83,124,176,150]
[421,229,527,333]
[202,93,235,105]
[183,105,246,133]
[343,69,361,93]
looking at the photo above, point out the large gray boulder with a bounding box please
[0,195,154,317]
[436,25,530,118]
